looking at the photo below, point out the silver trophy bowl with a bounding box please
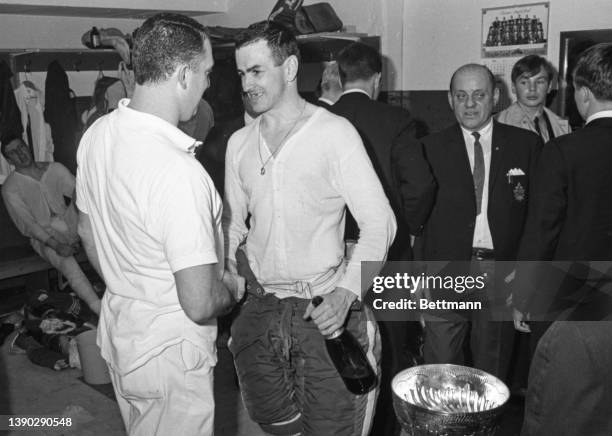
[392,364,510,436]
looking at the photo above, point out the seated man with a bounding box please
[497,54,570,142]
[1,137,100,315]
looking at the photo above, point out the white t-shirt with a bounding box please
[76,99,223,375]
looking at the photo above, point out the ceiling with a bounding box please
[0,2,223,19]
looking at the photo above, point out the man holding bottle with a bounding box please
[223,21,395,435]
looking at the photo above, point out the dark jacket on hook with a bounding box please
[0,60,23,143]
[44,61,79,174]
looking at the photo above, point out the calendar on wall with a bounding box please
[483,58,518,113]
[481,3,551,114]
[481,3,550,58]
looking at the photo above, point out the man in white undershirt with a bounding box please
[1,137,100,315]
[223,21,396,436]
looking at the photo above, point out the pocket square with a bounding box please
[506,168,525,176]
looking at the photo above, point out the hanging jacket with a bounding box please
[44,61,79,174]
[0,60,23,182]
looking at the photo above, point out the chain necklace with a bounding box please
[258,100,306,175]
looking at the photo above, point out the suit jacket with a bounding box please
[515,117,612,315]
[418,121,541,262]
[314,98,333,110]
[330,92,436,260]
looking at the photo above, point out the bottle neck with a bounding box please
[326,328,344,340]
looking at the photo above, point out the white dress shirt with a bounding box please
[461,119,494,249]
[586,109,612,124]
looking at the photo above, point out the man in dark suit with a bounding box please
[331,42,436,436]
[513,43,612,436]
[331,42,435,259]
[419,64,541,380]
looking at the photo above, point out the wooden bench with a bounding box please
[0,255,51,281]
[0,245,88,291]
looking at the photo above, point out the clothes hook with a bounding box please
[24,60,31,77]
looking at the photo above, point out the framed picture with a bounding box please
[482,2,549,58]
[557,28,612,127]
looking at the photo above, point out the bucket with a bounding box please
[76,329,110,384]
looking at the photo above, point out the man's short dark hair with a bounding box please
[0,136,23,159]
[511,55,554,83]
[573,42,612,101]
[336,42,382,85]
[449,64,496,93]
[132,13,209,85]
[235,20,300,66]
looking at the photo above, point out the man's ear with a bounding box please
[284,55,299,83]
[493,86,500,107]
[511,83,517,96]
[177,64,189,90]
[574,85,587,104]
[374,72,382,87]
[447,91,454,110]
[374,72,382,90]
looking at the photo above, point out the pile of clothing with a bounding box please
[1,288,98,371]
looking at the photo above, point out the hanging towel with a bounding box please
[15,81,54,162]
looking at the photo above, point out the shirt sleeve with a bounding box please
[391,131,436,236]
[333,125,397,298]
[149,161,221,273]
[75,130,90,214]
[1,185,51,243]
[53,163,76,198]
[222,136,249,274]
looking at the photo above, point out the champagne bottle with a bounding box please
[311,296,377,395]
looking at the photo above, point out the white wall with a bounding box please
[1,0,609,93]
[202,0,384,33]
[403,0,612,90]
[0,14,140,49]
[0,14,142,95]
[202,0,405,89]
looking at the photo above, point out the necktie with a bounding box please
[541,111,556,141]
[533,115,549,143]
[472,131,485,215]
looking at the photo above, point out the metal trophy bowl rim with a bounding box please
[391,363,511,417]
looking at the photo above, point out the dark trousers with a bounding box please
[370,320,421,436]
[422,259,514,380]
[230,293,380,436]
